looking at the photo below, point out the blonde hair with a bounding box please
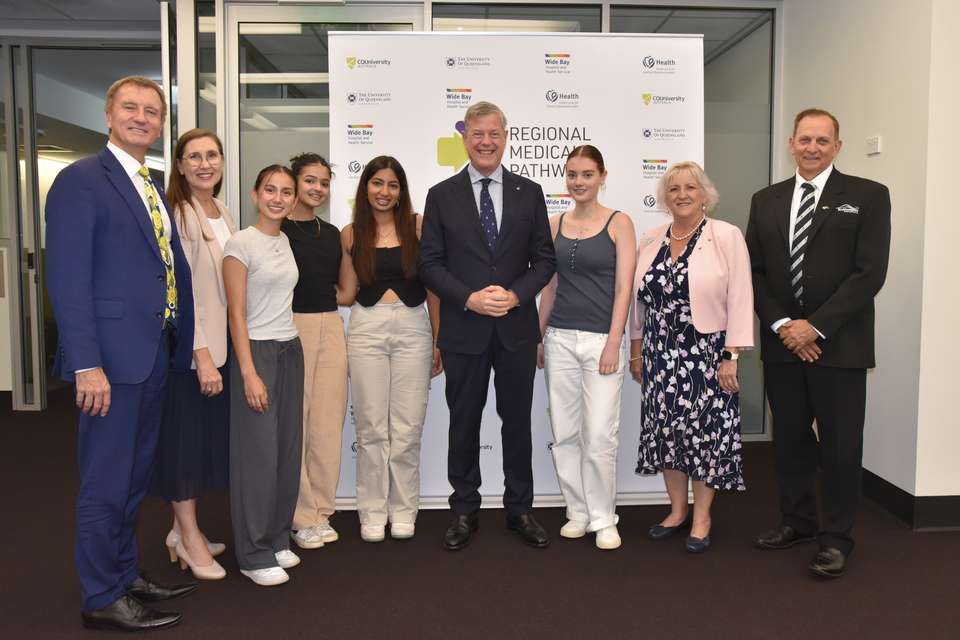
[105,76,167,121]
[657,161,720,214]
[464,101,507,131]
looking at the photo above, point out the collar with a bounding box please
[467,163,503,185]
[794,164,833,193]
[107,141,149,181]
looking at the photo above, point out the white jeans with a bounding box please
[543,327,624,531]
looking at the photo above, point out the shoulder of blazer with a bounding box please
[829,168,887,195]
[705,218,744,240]
[431,167,472,196]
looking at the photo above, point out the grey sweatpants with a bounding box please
[230,337,304,570]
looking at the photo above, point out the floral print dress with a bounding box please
[635,223,745,491]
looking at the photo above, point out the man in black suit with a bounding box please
[419,101,556,550]
[746,108,890,578]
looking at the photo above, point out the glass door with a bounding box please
[225,3,424,226]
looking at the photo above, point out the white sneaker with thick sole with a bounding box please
[291,527,325,550]
[314,522,339,543]
[275,549,301,568]
[240,567,289,586]
[560,520,588,539]
[390,523,415,539]
[595,525,622,550]
[360,524,386,542]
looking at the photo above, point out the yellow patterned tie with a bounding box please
[138,166,177,322]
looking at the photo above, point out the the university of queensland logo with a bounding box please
[346,56,358,70]
[446,57,456,67]
[347,93,357,103]
[643,128,653,138]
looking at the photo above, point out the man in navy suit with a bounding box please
[419,101,556,550]
[46,76,197,631]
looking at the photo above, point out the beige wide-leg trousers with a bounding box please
[292,311,348,530]
[347,302,433,526]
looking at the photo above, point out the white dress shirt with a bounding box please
[467,162,504,230]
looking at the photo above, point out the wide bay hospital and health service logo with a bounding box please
[346,123,374,145]
[642,159,669,180]
[445,87,473,110]
[544,52,572,75]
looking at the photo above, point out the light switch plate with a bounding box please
[866,135,882,156]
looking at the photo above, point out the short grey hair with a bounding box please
[464,101,507,131]
[657,161,720,214]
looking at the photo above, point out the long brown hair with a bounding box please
[167,128,224,240]
[351,155,417,286]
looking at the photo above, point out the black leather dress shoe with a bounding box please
[648,514,692,540]
[126,572,198,602]
[809,547,846,578]
[753,525,816,550]
[81,594,181,632]
[443,513,479,551]
[506,513,550,548]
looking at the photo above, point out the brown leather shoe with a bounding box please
[753,524,816,550]
[809,547,846,578]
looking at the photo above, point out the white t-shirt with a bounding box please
[223,226,299,341]
[208,215,232,250]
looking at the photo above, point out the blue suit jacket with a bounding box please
[45,147,195,383]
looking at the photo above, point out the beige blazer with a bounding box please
[630,218,754,348]
[175,196,236,368]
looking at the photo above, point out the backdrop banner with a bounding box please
[329,31,704,507]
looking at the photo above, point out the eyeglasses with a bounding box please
[182,151,223,166]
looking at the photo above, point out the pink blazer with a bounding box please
[630,218,754,348]
[175,196,237,368]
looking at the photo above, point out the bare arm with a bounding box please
[600,212,638,374]
[223,256,268,413]
[336,224,359,306]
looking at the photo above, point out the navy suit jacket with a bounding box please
[45,147,195,383]
[418,166,556,354]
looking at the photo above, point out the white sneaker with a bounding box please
[275,549,301,568]
[390,522,415,539]
[360,524,386,542]
[240,567,289,586]
[560,520,588,539]
[595,525,622,550]
[314,522,339,543]
[290,527,325,550]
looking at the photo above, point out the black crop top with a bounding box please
[356,246,427,307]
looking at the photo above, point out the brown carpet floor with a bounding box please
[1,387,958,639]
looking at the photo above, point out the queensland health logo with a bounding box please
[641,55,678,74]
[545,89,580,108]
[641,92,686,106]
[346,123,374,145]
[544,52,572,75]
[346,56,391,70]
[545,193,573,215]
[642,159,669,179]
[445,87,473,109]
[643,194,659,210]
[436,120,469,173]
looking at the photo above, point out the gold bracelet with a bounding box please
[629,356,642,362]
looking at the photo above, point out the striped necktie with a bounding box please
[137,166,177,322]
[790,182,815,304]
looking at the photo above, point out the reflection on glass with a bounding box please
[237,22,411,225]
[432,4,602,32]
[197,0,217,132]
[611,7,774,434]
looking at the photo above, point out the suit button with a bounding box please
[155,312,162,319]
[157,274,164,280]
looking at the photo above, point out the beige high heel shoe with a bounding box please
[166,530,226,563]
[175,541,226,580]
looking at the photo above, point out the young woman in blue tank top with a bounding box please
[537,145,637,550]
[340,156,442,543]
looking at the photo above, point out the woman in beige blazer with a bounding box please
[153,129,236,579]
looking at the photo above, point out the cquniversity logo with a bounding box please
[437,120,469,173]
[642,93,653,106]
[346,56,357,70]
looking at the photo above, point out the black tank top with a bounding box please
[356,246,427,307]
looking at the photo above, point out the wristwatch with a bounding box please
[721,350,739,361]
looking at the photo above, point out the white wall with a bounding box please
[915,0,960,496]
[779,0,934,494]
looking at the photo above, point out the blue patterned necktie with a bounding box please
[479,177,498,250]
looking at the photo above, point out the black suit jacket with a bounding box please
[745,168,890,368]
[419,166,556,355]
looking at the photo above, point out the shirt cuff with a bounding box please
[75,367,97,374]
[771,318,790,333]
[811,324,825,340]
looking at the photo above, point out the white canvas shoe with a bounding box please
[291,527,325,550]
[240,567,289,586]
[560,520,588,539]
[595,525,622,550]
[275,549,301,568]
[314,523,339,543]
[360,524,386,542]
[390,523,415,539]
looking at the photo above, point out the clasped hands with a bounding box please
[467,285,518,317]
[778,319,821,363]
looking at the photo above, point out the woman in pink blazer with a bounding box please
[628,161,753,553]
[153,129,236,579]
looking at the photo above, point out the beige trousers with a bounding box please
[347,302,433,526]
[292,311,348,530]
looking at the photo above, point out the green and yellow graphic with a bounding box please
[437,120,469,172]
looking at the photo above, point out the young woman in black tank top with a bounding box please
[340,156,441,543]
[536,145,637,550]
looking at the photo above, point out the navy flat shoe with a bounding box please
[685,534,712,553]
[648,514,692,540]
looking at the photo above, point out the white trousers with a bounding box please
[543,327,624,531]
[347,302,433,526]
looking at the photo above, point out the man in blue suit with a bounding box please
[46,76,197,631]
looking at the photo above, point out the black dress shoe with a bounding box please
[81,594,181,632]
[809,547,846,578]
[443,513,479,551]
[506,513,550,548]
[753,525,816,550]
[648,514,692,540]
[126,572,198,602]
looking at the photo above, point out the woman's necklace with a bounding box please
[669,215,705,241]
[289,216,319,237]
